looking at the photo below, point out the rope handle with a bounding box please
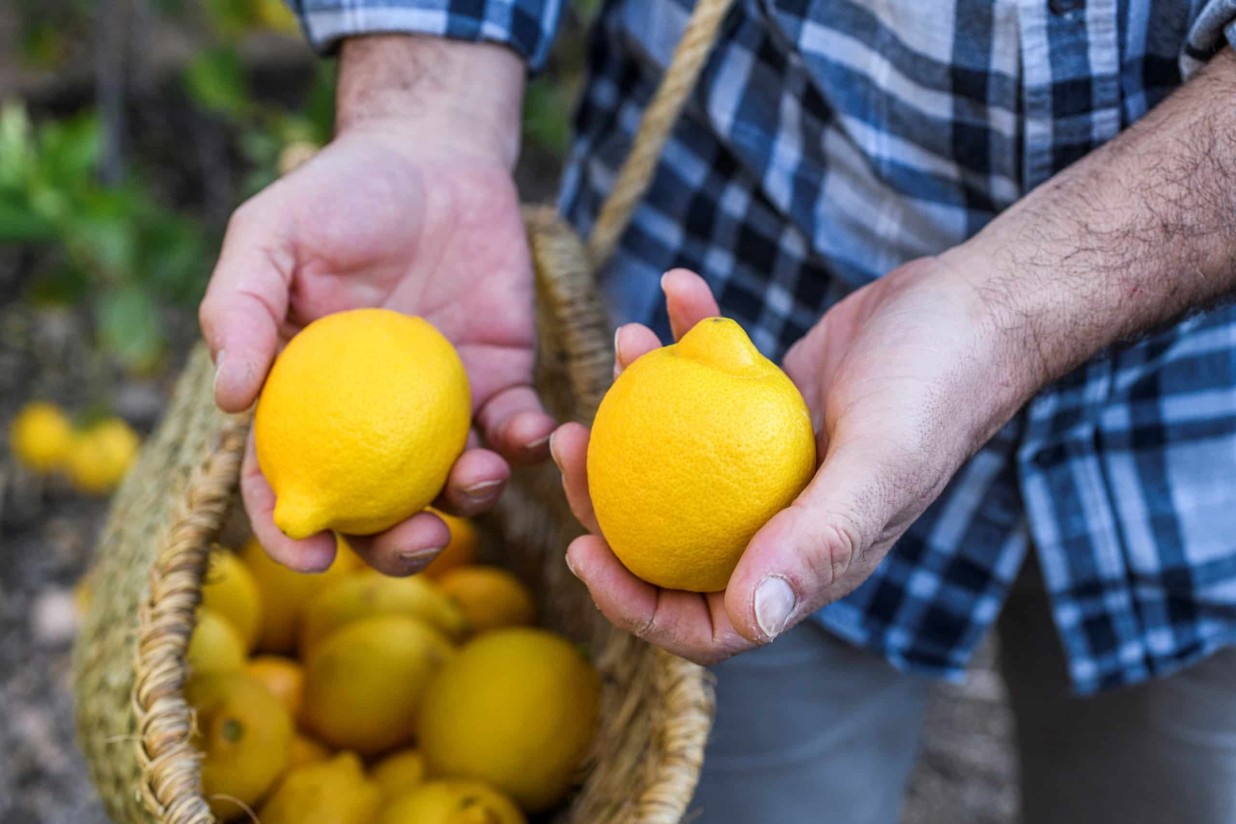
[586,0,738,266]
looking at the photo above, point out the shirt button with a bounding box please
[1049,0,1084,14]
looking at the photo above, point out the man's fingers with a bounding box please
[549,422,600,534]
[726,438,899,644]
[475,384,557,464]
[434,447,510,516]
[200,199,295,412]
[614,323,661,377]
[566,535,753,665]
[663,268,721,340]
[344,510,452,577]
[240,433,337,572]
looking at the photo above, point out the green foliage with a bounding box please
[0,103,212,372]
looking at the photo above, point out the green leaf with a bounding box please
[184,47,249,117]
[96,287,165,371]
[0,197,56,242]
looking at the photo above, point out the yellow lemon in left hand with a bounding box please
[254,309,470,540]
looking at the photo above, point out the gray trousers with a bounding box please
[690,560,1236,823]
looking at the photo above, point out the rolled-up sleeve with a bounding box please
[1183,1,1236,76]
[286,0,564,70]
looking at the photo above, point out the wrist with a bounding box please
[336,35,526,169]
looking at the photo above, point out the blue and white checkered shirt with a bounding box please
[291,0,1236,693]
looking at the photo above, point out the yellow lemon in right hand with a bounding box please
[9,401,72,474]
[417,628,600,812]
[254,308,470,540]
[260,752,382,824]
[377,781,525,824]
[303,615,454,756]
[587,317,816,592]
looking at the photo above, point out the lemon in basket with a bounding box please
[377,780,525,824]
[422,510,480,579]
[587,317,816,592]
[254,308,470,539]
[187,608,247,674]
[185,671,293,820]
[288,733,331,769]
[303,615,454,756]
[260,752,382,824]
[202,548,263,651]
[418,628,600,812]
[371,748,426,802]
[246,655,305,720]
[240,537,361,653]
[435,567,536,635]
[299,570,468,654]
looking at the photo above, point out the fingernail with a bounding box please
[548,431,562,469]
[660,272,671,293]
[613,325,624,355]
[564,551,579,578]
[213,349,227,394]
[398,546,444,570]
[525,433,552,454]
[460,479,502,501]
[754,576,796,640]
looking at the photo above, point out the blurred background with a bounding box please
[0,2,1017,822]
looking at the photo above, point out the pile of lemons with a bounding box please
[188,515,600,824]
[7,401,140,496]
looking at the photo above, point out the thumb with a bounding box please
[199,198,294,412]
[725,439,900,644]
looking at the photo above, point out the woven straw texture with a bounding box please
[72,207,715,824]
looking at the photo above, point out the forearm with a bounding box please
[336,35,526,168]
[947,47,1236,399]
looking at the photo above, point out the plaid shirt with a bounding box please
[292,0,1236,693]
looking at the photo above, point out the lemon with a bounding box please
[588,317,816,592]
[303,615,454,756]
[240,537,361,654]
[422,510,480,579]
[377,781,526,824]
[64,417,140,496]
[246,656,305,721]
[186,672,293,821]
[187,609,247,675]
[288,733,331,769]
[9,401,72,474]
[371,748,426,802]
[254,309,470,539]
[436,567,536,635]
[418,628,600,812]
[300,570,468,654]
[202,548,263,651]
[260,752,382,824]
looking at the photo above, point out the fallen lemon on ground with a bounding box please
[418,628,600,812]
[187,609,247,674]
[436,567,536,635]
[377,780,526,824]
[259,752,382,824]
[9,401,73,474]
[303,615,454,756]
[254,309,470,539]
[186,672,293,820]
[64,417,140,496]
[203,548,263,651]
[587,317,816,592]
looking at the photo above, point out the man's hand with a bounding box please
[199,37,554,576]
[551,266,1030,665]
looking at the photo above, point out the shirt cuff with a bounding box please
[286,0,564,71]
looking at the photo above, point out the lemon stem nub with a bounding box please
[273,491,327,540]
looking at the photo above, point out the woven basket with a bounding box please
[72,207,714,824]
